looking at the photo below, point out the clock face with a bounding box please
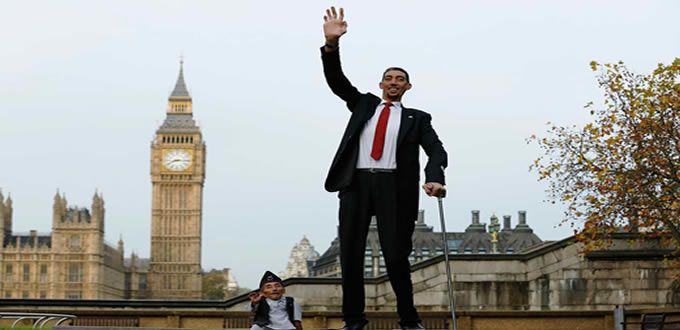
[163,149,192,171]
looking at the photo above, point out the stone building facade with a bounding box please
[312,210,542,278]
[0,191,136,299]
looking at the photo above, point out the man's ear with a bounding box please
[378,81,385,90]
[405,83,412,91]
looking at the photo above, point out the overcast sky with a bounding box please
[1,1,679,289]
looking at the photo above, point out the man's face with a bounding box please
[379,69,411,101]
[261,282,285,300]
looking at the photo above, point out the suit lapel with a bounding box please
[397,107,415,147]
[363,96,381,123]
[350,95,381,138]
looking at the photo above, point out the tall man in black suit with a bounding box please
[320,7,448,330]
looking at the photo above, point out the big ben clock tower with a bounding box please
[149,61,205,299]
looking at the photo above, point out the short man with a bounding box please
[320,7,448,330]
[248,271,303,330]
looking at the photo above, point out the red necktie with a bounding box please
[370,102,392,160]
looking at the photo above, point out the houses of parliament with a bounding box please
[0,63,206,299]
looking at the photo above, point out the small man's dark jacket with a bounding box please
[251,296,296,328]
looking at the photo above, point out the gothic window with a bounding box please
[22,291,29,299]
[69,235,80,249]
[22,264,30,282]
[67,263,82,282]
[39,264,48,283]
[4,291,10,298]
[39,291,47,299]
[65,291,81,299]
[5,265,12,282]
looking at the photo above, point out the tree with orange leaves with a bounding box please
[529,59,679,256]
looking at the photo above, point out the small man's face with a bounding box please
[379,70,411,101]
[261,282,285,300]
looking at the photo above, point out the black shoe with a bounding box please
[400,322,426,330]
[339,319,368,330]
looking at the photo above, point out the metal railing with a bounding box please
[0,312,76,329]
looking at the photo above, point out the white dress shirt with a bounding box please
[247,296,302,330]
[356,101,402,169]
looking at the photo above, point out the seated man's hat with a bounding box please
[259,270,283,289]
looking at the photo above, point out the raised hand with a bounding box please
[248,291,263,305]
[323,7,347,46]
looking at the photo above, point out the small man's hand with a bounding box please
[294,320,303,330]
[248,291,263,305]
[422,182,446,197]
[323,7,347,47]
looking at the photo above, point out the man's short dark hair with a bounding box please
[382,67,410,83]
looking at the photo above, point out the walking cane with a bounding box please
[436,190,457,330]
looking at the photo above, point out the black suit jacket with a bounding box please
[321,47,448,214]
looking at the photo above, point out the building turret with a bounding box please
[91,191,105,231]
[52,190,67,227]
[0,191,11,235]
[0,190,8,249]
[118,235,125,263]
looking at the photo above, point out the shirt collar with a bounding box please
[266,297,285,304]
[381,101,402,108]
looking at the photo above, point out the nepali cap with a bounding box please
[259,270,283,289]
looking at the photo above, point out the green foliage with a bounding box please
[202,270,228,300]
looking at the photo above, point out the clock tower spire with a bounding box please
[149,60,206,299]
[168,59,192,113]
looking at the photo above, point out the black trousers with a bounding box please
[338,171,419,325]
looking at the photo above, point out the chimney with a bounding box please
[515,210,532,232]
[503,216,511,231]
[465,210,486,233]
[30,230,37,248]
